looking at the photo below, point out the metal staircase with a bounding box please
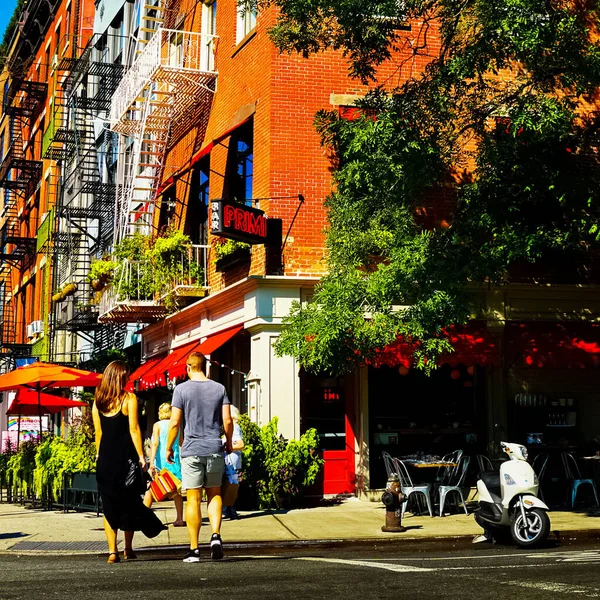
[110,25,218,243]
[48,33,129,362]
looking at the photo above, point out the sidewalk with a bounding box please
[2,498,600,554]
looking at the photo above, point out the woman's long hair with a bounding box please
[95,360,130,414]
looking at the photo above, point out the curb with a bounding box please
[3,530,600,557]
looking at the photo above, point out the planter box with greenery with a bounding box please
[214,239,251,272]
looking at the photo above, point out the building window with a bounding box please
[202,0,217,71]
[236,0,256,44]
[185,157,210,245]
[224,121,253,205]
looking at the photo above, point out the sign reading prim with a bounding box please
[211,199,268,244]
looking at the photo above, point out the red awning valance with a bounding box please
[138,325,244,389]
[139,341,200,391]
[371,322,501,369]
[506,322,600,368]
[167,325,244,381]
[127,355,166,392]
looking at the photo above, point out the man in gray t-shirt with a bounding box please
[166,351,233,563]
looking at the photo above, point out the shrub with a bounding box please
[238,415,323,509]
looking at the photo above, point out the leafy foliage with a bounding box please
[266,0,600,374]
[238,414,324,509]
[2,415,96,503]
[95,229,204,312]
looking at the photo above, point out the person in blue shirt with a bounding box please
[223,405,245,519]
[143,403,185,527]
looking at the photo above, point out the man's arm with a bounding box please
[222,403,233,454]
[166,406,182,463]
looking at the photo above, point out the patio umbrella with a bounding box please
[6,390,88,446]
[0,362,101,445]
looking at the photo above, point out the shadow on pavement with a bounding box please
[0,532,27,540]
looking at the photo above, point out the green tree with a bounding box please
[260,0,600,374]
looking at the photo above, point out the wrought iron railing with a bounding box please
[110,28,218,124]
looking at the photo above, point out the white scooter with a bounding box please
[474,441,551,548]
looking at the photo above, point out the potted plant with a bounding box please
[51,289,64,303]
[87,259,117,292]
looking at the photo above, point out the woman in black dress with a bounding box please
[92,361,165,563]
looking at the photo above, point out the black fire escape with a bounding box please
[0,75,46,359]
[49,34,127,362]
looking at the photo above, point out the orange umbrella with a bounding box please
[0,361,101,446]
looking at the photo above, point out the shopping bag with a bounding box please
[150,468,181,502]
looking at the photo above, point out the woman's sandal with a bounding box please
[107,552,120,564]
[124,549,138,560]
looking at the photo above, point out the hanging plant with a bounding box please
[62,282,78,297]
[87,259,117,291]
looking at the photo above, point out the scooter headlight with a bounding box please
[504,473,517,486]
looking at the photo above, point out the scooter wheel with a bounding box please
[510,508,550,548]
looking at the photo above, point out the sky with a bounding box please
[0,0,20,43]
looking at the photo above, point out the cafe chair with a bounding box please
[435,449,464,487]
[561,452,600,508]
[476,454,494,473]
[531,453,549,503]
[382,451,397,480]
[438,455,471,516]
[393,458,434,518]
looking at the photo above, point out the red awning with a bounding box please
[371,322,501,369]
[138,325,244,389]
[139,341,199,391]
[506,322,600,368]
[127,355,166,392]
[167,325,244,381]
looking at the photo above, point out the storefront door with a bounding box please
[300,371,356,495]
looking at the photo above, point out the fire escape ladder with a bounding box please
[117,83,173,241]
[0,267,31,358]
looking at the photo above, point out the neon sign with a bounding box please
[211,200,269,244]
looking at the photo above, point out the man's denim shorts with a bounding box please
[181,454,225,490]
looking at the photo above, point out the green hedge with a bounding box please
[238,415,324,509]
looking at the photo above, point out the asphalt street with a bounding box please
[1,540,600,600]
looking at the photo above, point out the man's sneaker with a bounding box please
[183,548,200,563]
[210,533,224,560]
[472,533,492,544]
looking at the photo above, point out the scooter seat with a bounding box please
[479,470,501,498]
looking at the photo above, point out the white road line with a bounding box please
[295,557,435,573]
[501,580,600,597]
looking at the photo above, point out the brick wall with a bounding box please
[160,2,444,293]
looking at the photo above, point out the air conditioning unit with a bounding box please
[26,320,44,338]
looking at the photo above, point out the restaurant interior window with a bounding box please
[369,364,487,488]
[224,121,253,205]
[185,157,210,245]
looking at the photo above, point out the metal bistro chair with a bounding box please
[433,449,464,496]
[476,454,494,474]
[382,451,397,480]
[438,455,471,516]
[393,457,434,518]
[561,452,600,508]
[531,453,549,503]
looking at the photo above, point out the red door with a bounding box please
[301,372,356,495]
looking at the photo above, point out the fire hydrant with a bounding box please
[381,473,407,532]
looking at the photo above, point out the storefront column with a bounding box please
[248,325,300,440]
[486,324,507,458]
[356,366,370,497]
